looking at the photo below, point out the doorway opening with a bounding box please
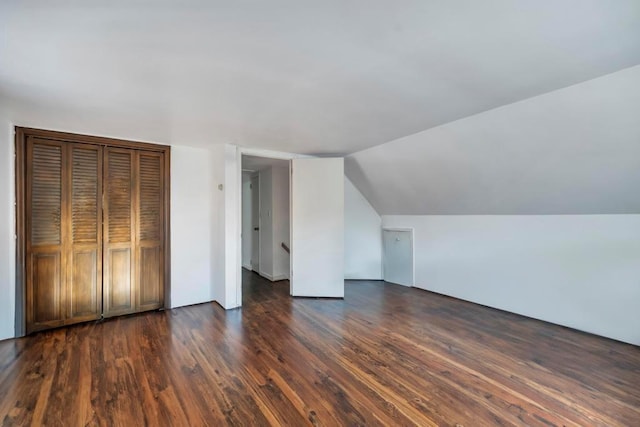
[235,151,345,306]
[241,155,291,298]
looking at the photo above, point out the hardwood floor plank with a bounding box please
[1,270,639,426]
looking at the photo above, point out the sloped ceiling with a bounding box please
[1,1,639,155]
[346,65,640,214]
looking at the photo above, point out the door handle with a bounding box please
[254,227,259,231]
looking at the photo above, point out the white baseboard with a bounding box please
[242,263,252,270]
[258,271,289,282]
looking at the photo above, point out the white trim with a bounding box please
[8,122,17,338]
[257,172,262,283]
[382,227,414,232]
[258,271,289,282]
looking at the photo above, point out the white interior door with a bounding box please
[251,174,260,271]
[290,158,344,297]
[241,176,253,269]
[383,229,414,286]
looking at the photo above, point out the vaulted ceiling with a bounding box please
[2,1,639,155]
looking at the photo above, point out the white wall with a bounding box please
[382,214,640,346]
[169,145,213,308]
[253,165,290,282]
[345,177,382,280]
[223,144,241,308]
[0,104,16,340]
[259,168,274,279]
[172,142,238,310]
[291,158,344,298]
[209,144,227,307]
[271,165,290,281]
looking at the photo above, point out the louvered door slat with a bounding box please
[31,144,62,245]
[72,148,99,243]
[26,139,65,332]
[103,149,135,317]
[139,154,162,241]
[107,152,132,243]
[137,152,164,310]
[69,145,102,321]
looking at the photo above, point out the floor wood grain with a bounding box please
[1,270,639,426]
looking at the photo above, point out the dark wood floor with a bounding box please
[1,271,639,426]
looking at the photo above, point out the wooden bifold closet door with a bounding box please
[20,129,168,334]
[103,148,165,318]
[25,138,103,332]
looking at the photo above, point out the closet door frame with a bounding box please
[15,127,171,336]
